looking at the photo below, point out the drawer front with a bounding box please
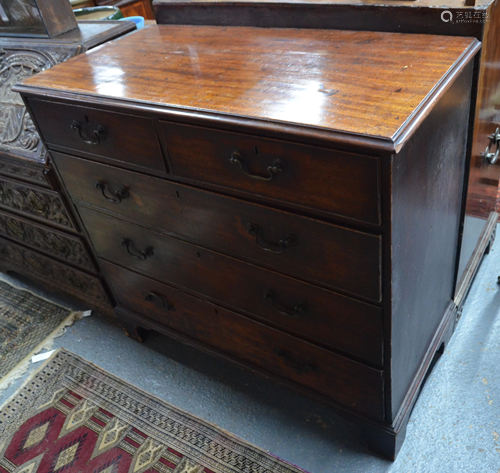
[27,99,166,175]
[103,260,384,417]
[0,235,110,308]
[81,207,383,364]
[0,210,96,271]
[54,153,382,301]
[0,176,76,231]
[160,121,381,224]
[0,160,52,189]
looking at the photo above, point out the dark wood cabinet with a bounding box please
[0,21,135,311]
[16,25,479,459]
[153,0,500,308]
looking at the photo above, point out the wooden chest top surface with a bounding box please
[19,25,479,143]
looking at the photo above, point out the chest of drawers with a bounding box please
[16,25,480,459]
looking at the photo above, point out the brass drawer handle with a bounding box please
[275,348,317,374]
[246,223,296,254]
[143,291,173,311]
[229,151,282,181]
[95,180,129,204]
[263,290,307,318]
[121,238,154,260]
[481,128,500,164]
[71,120,105,145]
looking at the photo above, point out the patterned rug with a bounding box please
[0,349,308,473]
[0,280,80,391]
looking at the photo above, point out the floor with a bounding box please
[1,236,499,473]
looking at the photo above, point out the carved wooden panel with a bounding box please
[0,176,76,230]
[0,210,95,271]
[0,43,81,162]
[0,235,111,306]
[0,158,51,187]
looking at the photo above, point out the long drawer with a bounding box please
[54,153,382,301]
[103,260,384,417]
[27,99,166,175]
[81,207,383,364]
[160,121,381,225]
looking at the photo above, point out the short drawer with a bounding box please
[160,121,381,225]
[81,207,383,364]
[103,260,384,417]
[53,153,382,301]
[27,99,166,175]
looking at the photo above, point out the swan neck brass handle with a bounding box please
[71,120,105,145]
[246,223,296,254]
[95,180,129,204]
[482,128,500,164]
[229,151,282,181]
[263,290,307,318]
[143,291,173,311]
[121,238,154,260]
[489,128,500,144]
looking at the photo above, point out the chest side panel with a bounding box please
[389,62,474,421]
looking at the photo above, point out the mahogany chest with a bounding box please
[16,25,480,459]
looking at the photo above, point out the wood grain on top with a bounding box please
[20,25,479,140]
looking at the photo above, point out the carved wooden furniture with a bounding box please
[16,25,480,459]
[0,21,135,310]
[153,0,500,308]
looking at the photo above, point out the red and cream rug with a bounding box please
[0,349,308,473]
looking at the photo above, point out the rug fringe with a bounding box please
[0,349,62,412]
[0,311,83,393]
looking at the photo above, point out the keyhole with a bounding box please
[254,146,259,155]
[175,191,180,198]
[84,115,90,124]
